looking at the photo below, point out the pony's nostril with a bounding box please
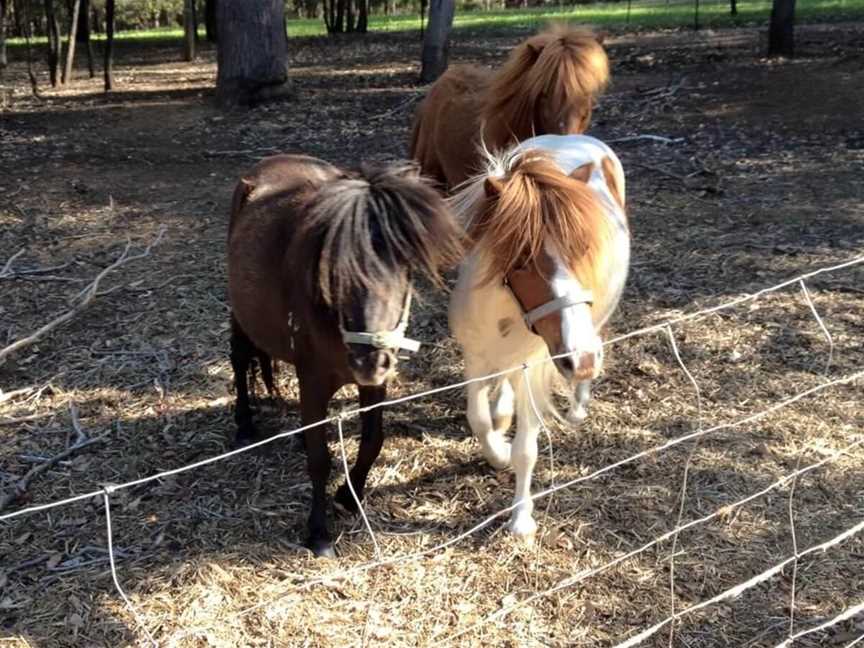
[577,353,595,374]
[377,352,393,371]
[557,356,575,374]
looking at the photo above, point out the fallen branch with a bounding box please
[0,228,166,367]
[0,249,25,278]
[0,426,112,512]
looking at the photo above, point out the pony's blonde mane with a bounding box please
[480,25,609,143]
[451,148,614,289]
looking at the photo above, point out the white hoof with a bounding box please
[567,404,588,425]
[479,431,511,470]
[508,512,538,542]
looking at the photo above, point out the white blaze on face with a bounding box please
[546,242,602,373]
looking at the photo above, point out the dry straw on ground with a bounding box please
[1,22,863,648]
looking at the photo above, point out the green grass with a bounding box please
[8,0,864,47]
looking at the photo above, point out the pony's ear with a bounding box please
[594,30,608,45]
[484,176,505,198]
[569,162,594,184]
[601,156,625,210]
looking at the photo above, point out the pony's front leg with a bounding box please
[567,380,592,424]
[467,380,511,470]
[298,371,338,558]
[509,407,540,541]
[334,385,386,514]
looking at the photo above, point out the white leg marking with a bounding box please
[491,379,514,434]
[467,381,511,470]
[567,380,592,424]
[508,412,539,541]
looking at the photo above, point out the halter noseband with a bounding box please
[503,276,594,333]
[339,289,421,353]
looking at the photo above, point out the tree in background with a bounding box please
[104,0,115,90]
[205,0,217,42]
[216,0,289,106]
[419,0,454,83]
[183,0,195,60]
[768,0,796,56]
[44,0,63,85]
[75,0,95,77]
[0,0,8,70]
[62,0,81,83]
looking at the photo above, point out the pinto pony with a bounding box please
[227,154,462,557]
[410,25,609,189]
[449,134,630,540]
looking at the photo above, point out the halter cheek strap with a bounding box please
[339,289,422,353]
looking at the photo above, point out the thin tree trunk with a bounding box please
[103,0,114,91]
[205,0,217,42]
[183,0,195,60]
[0,0,8,70]
[335,0,345,33]
[215,0,290,107]
[357,0,367,33]
[44,0,63,86]
[63,0,81,83]
[77,0,94,77]
[419,0,454,83]
[13,0,39,96]
[346,0,355,32]
[768,0,796,57]
[730,0,737,15]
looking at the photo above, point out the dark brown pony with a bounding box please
[410,24,609,189]
[227,154,462,557]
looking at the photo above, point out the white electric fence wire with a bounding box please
[773,599,864,648]
[336,416,382,560]
[1,254,861,525]
[799,279,835,376]
[438,435,863,644]
[664,323,703,647]
[612,520,864,648]
[786,452,804,640]
[103,488,158,647]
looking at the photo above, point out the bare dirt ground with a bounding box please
[1,21,863,648]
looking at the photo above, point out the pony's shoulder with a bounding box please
[515,135,619,173]
[238,154,341,206]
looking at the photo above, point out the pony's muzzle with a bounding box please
[348,348,396,386]
[554,350,601,382]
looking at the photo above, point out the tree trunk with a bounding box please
[216,0,290,107]
[0,0,8,70]
[205,0,217,42]
[768,0,796,57]
[62,0,81,83]
[419,0,454,83]
[77,0,94,78]
[346,0,355,32]
[335,0,346,33]
[356,0,367,33]
[44,0,63,86]
[103,0,114,91]
[729,0,737,15]
[183,0,195,60]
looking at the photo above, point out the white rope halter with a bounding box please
[340,289,421,353]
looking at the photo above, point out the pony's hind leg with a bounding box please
[230,317,257,447]
[467,380,511,470]
[257,350,278,398]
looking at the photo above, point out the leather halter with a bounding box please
[340,289,421,353]
[503,276,594,333]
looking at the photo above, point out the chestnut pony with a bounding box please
[449,134,630,540]
[410,24,609,189]
[228,154,461,557]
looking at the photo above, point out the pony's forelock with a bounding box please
[451,148,614,288]
[302,163,463,307]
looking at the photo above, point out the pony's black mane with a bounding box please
[296,163,463,306]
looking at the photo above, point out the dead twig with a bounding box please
[0,428,112,512]
[0,249,26,278]
[0,228,166,367]
[607,135,686,145]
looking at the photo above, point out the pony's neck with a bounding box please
[481,109,536,153]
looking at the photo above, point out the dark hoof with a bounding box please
[291,433,306,453]
[233,429,258,449]
[308,538,336,558]
[334,483,362,515]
